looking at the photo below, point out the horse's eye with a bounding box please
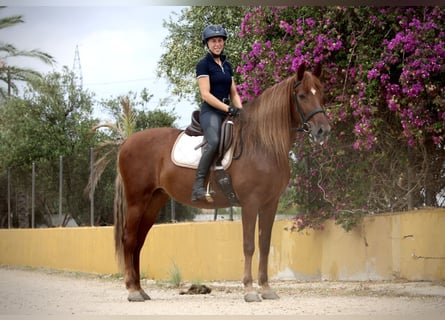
[299,94,306,99]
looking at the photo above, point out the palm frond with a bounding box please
[0,43,55,65]
[84,148,116,198]
[0,14,24,30]
[92,122,121,136]
[2,66,42,81]
[86,96,137,196]
[0,43,18,56]
[119,96,136,138]
[0,87,7,100]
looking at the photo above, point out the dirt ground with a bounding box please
[0,266,444,317]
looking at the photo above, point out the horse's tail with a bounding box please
[113,158,126,273]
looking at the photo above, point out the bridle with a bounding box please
[292,80,325,132]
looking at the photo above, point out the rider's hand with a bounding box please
[227,105,241,117]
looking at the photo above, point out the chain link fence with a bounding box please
[0,148,202,229]
[0,149,110,228]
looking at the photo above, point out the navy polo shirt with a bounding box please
[196,52,234,115]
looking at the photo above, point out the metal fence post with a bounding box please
[32,162,35,228]
[170,198,175,222]
[59,155,63,227]
[7,168,11,229]
[90,147,94,226]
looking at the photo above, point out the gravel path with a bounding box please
[0,266,444,316]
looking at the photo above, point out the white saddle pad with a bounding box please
[171,132,233,170]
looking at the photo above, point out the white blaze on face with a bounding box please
[311,88,316,95]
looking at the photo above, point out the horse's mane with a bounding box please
[238,76,295,167]
[237,72,322,167]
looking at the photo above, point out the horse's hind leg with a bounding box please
[124,190,169,302]
[123,201,148,301]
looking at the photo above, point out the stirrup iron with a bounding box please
[205,181,214,202]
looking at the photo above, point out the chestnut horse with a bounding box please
[114,63,331,302]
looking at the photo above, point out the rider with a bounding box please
[191,24,243,202]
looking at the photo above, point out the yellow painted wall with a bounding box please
[398,211,445,280]
[0,210,444,281]
[141,221,245,281]
[319,209,445,281]
[0,227,117,274]
[320,214,395,280]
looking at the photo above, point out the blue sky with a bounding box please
[1,5,195,128]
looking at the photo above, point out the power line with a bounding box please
[84,77,157,87]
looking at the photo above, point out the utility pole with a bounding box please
[72,45,83,89]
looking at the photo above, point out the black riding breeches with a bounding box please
[200,110,224,156]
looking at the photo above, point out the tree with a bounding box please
[89,91,195,224]
[237,6,445,230]
[0,67,97,227]
[157,6,249,104]
[0,7,55,99]
[92,91,178,174]
[0,67,95,167]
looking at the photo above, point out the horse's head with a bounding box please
[293,63,331,145]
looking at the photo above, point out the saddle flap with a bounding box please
[218,117,234,162]
[171,132,234,170]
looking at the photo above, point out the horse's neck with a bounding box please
[234,106,293,167]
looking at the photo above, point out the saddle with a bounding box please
[181,110,240,206]
[184,110,234,163]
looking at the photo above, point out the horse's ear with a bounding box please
[313,63,322,78]
[297,63,306,81]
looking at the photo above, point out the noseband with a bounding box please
[292,80,325,132]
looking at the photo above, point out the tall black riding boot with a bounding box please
[191,146,215,202]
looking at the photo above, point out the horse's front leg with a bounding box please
[257,200,280,300]
[241,206,261,302]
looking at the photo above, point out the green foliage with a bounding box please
[236,6,445,231]
[0,67,97,226]
[0,67,95,168]
[5,6,442,231]
[0,7,55,99]
[157,6,249,103]
[167,261,182,288]
[135,108,176,130]
[91,91,198,225]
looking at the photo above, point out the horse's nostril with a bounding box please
[310,124,331,145]
[319,124,331,137]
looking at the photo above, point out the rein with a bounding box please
[292,80,325,132]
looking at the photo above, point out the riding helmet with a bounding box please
[202,25,227,46]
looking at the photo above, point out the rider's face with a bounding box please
[207,37,225,56]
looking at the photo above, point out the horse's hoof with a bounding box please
[261,290,279,300]
[140,290,151,300]
[127,291,147,302]
[244,291,262,302]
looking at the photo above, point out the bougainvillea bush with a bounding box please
[237,7,445,230]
